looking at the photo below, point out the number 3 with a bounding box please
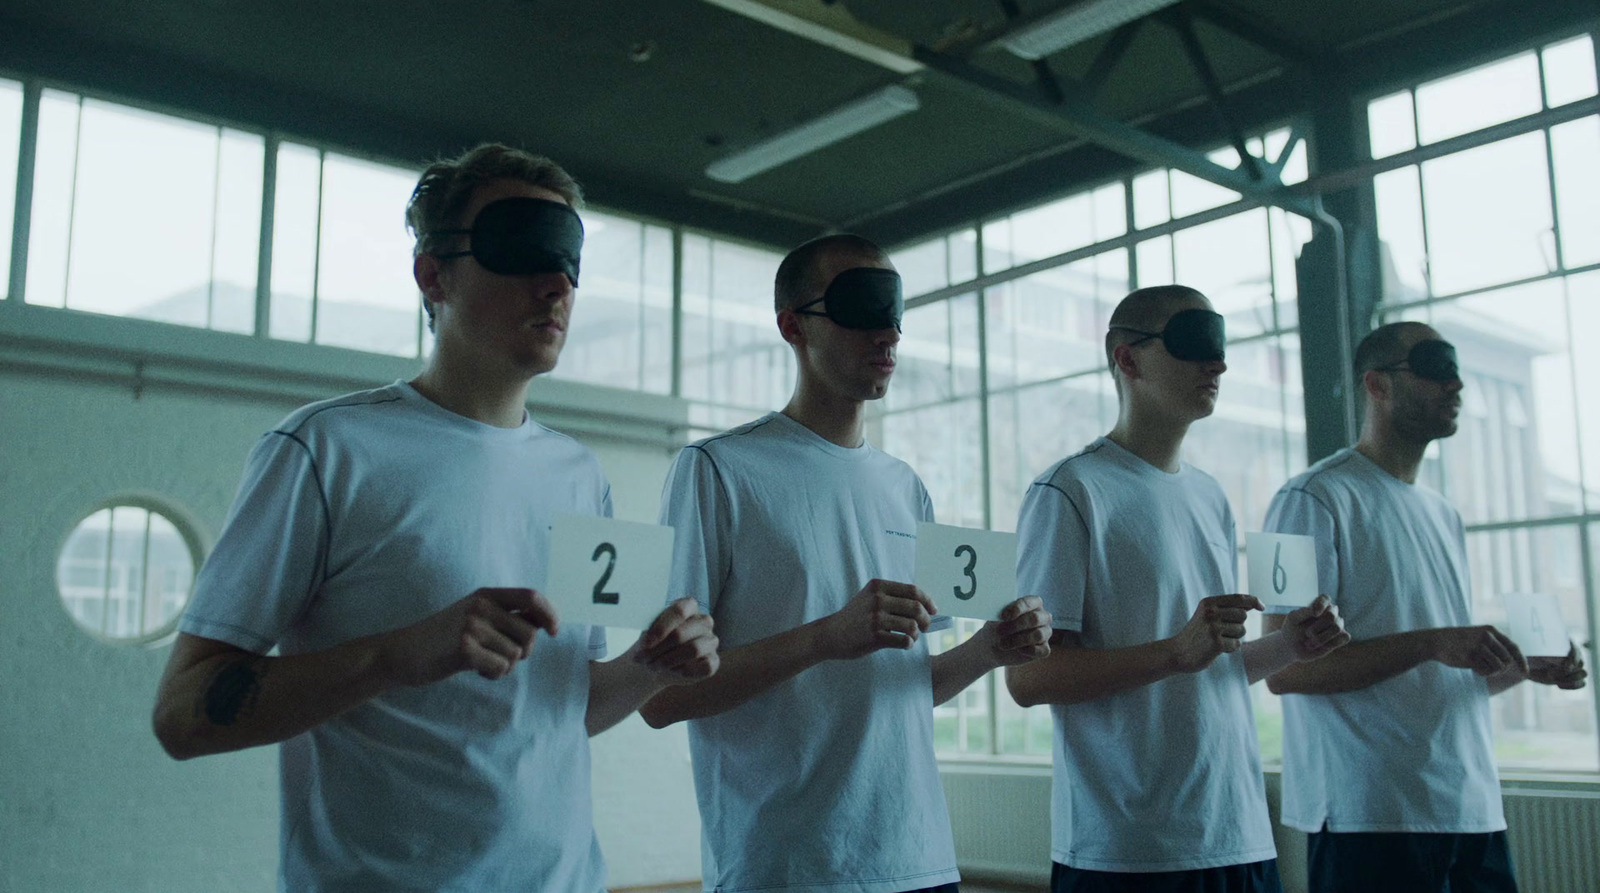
[592,542,620,605]
[953,544,977,601]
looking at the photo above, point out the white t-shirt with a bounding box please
[181,382,611,893]
[1016,437,1277,873]
[660,411,960,893]
[1264,447,1504,834]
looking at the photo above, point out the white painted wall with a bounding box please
[0,309,701,891]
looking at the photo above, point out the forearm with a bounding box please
[1265,629,1436,695]
[931,638,1000,706]
[587,654,668,736]
[639,621,826,727]
[1242,631,1299,685]
[1486,664,1527,695]
[153,633,398,760]
[1006,635,1181,706]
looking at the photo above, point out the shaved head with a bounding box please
[1355,320,1437,377]
[774,233,890,313]
[1104,285,1210,374]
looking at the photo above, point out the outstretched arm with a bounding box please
[1008,594,1263,707]
[153,587,559,759]
[641,580,936,727]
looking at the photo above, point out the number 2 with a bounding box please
[592,542,620,605]
[953,544,977,601]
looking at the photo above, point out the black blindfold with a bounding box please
[431,196,584,285]
[794,267,904,332]
[1111,308,1227,363]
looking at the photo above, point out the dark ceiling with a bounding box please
[0,0,1595,249]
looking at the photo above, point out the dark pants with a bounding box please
[1307,828,1518,893]
[901,885,958,893]
[1051,860,1282,893]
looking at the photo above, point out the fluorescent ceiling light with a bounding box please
[999,0,1180,60]
[705,84,920,184]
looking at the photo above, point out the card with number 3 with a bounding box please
[914,522,1019,621]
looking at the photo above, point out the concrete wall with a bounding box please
[0,305,701,891]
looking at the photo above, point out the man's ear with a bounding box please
[777,308,805,347]
[1112,342,1139,381]
[1363,368,1389,402]
[415,254,446,305]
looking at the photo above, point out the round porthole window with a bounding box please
[56,502,199,643]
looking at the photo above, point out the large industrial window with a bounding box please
[679,233,790,434]
[268,144,422,356]
[24,90,263,330]
[553,211,674,393]
[1370,33,1600,773]
[0,79,21,298]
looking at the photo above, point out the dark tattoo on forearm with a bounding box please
[200,658,268,726]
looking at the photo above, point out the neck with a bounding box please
[1355,419,1427,484]
[781,381,868,448]
[1107,401,1191,473]
[410,348,532,429]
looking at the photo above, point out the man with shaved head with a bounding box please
[1263,321,1586,893]
[1007,285,1349,892]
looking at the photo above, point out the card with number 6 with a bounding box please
[1246,532,1318,608]
[914,522,1019,621]
[546,515,676,629]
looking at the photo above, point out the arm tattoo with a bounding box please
[200,657,268,727]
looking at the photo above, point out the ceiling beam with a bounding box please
[1162,6,1267,182]
[697,0,922,73]
[911,45,1315,214]
[1182,0,1330,70]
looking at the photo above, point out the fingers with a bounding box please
[461,634,518,679]
[1479,628,1517,675]
[642,630,721,679]
[1498,633,1529,677]
[1199,595,1263,624]
[1209,594,1265,611]
[875,628,919,649]
[481,587,560,637]
[875,611,924,642]
[876,593,934,632]
[638,610,716,664]
[641,598,700,652]
[871,580,939,619]
[995,597,1050,637]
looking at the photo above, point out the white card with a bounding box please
[546,515,676,630]
[1246,532,1319,608]
[914,522,1018,621]
[1502,592,1570,657]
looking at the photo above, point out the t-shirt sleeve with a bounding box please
[659,445,731,616]
[180,431,330,653]
[1263,485,1341,612]
[914,476,955,633]
[1016,480,1088,633]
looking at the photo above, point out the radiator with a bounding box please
[1504,787,1600,893]
[941,767,1600,893]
